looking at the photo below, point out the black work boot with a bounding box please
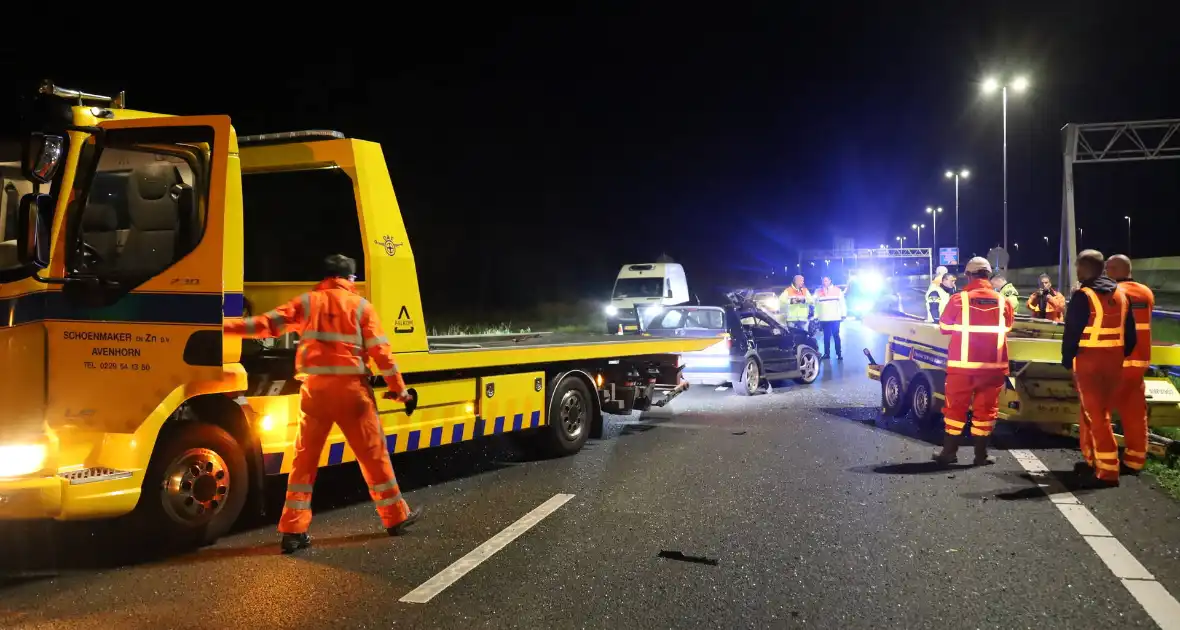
[932,433,961,466]
[1073,461,1095,476]
[973,436,995,466]
[1120,463,1142,477]
[387,506,425,537]
[281,532,311,555]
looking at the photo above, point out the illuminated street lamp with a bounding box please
[943,169,969,254]
[896,235,906,248]
[925,206,943,251]
[912,223,925,248]
[982,74,1030,252]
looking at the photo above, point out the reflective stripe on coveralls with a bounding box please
[224,277,413,533]
[1073,286,1129,481]
[936,281,1013,438]
[1114,280,1154,471]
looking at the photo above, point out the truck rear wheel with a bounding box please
[136,422,248,548]
[539,376,594,457]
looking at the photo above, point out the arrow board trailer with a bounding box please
[861,312,1180,457]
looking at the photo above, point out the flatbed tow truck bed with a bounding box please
[862,312,1180,458]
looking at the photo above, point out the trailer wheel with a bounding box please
[909,373,940,430]
[735,356,764,396]
[135,423,248,548]
[540,376,593,457]
[880,365,909,417]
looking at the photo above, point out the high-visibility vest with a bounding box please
[1117,280,1154,368]
[814,286,845,321]
[231,278,406,391]
[1077,286,1127,351]
[926,285,950,322]
[781,286,811,321]
[998,282,1021,314]
[1027,289,1065,322]
[937,281,1013,375]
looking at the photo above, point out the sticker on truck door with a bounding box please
[395,305,415,334]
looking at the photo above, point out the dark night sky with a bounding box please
[5,3,1180,318]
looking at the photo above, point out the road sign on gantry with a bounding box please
[939,247,959,265]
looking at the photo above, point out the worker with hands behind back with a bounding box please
[933,258,1013,466]
[1061,249,1137,488]
[1027,273,1066,322]
[1105,254,1154,476]
[814,276,846,360]
[225,254,423,554]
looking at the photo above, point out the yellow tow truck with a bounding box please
[0,83,716,545]
[863,312,1180,456]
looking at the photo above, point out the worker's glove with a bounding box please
[383,390,413,403]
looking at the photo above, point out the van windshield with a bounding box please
[613,277,664,299]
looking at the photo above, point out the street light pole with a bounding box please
[983,75,1028,253]
[1002,85,1008,252]
[1124,216,1132,254]
[944,169,969,262]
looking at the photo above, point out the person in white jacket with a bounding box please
[814,276,847,360]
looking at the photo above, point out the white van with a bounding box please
[604,262,691,333]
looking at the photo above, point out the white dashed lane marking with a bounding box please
[1009,449,1180,629]
[399,493,575,604]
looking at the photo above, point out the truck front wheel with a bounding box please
[136,422,248,548]
[539,376,594,457]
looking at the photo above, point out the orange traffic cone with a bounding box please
[617,324,624,335]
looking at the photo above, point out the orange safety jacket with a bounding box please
[937,278,1015,375]
[1117,280,1154,368]
[1027,289,1066,322]
[225,278,407,392]
[1077,286,1128,350]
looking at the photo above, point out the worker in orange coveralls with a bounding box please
[225,254,423,553]
[1061,249,1137,488]
[1105,254,1153,476]
[933,257,1014,467]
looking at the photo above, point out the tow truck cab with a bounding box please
[0,83,715,544]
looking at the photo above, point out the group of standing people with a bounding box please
[927,267,1067,324]
[779,274,846,360]
[929,252,1155,488]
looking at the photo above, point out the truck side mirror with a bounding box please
[22,133,66,184]
[17,193,53,269]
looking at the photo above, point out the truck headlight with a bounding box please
[605,305,619,316]
[0,444,48,478]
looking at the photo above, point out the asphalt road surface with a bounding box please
[3,322,1180,629]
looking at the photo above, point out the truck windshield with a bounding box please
[613,277,664,299]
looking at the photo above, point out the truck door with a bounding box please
[45,116,234,439]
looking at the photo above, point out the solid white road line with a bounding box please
[1008,449,1180,630]
[399,493,575,604]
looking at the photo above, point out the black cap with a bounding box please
[324,254,356,278]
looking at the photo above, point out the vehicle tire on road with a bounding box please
[539,376,594,457]
[793,346,820,385]
[909,373,939,430]
[880,365,909,417]
[735,356,764,396]
[135,422,248,549]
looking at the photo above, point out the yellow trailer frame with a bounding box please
[862,313,1180,457]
